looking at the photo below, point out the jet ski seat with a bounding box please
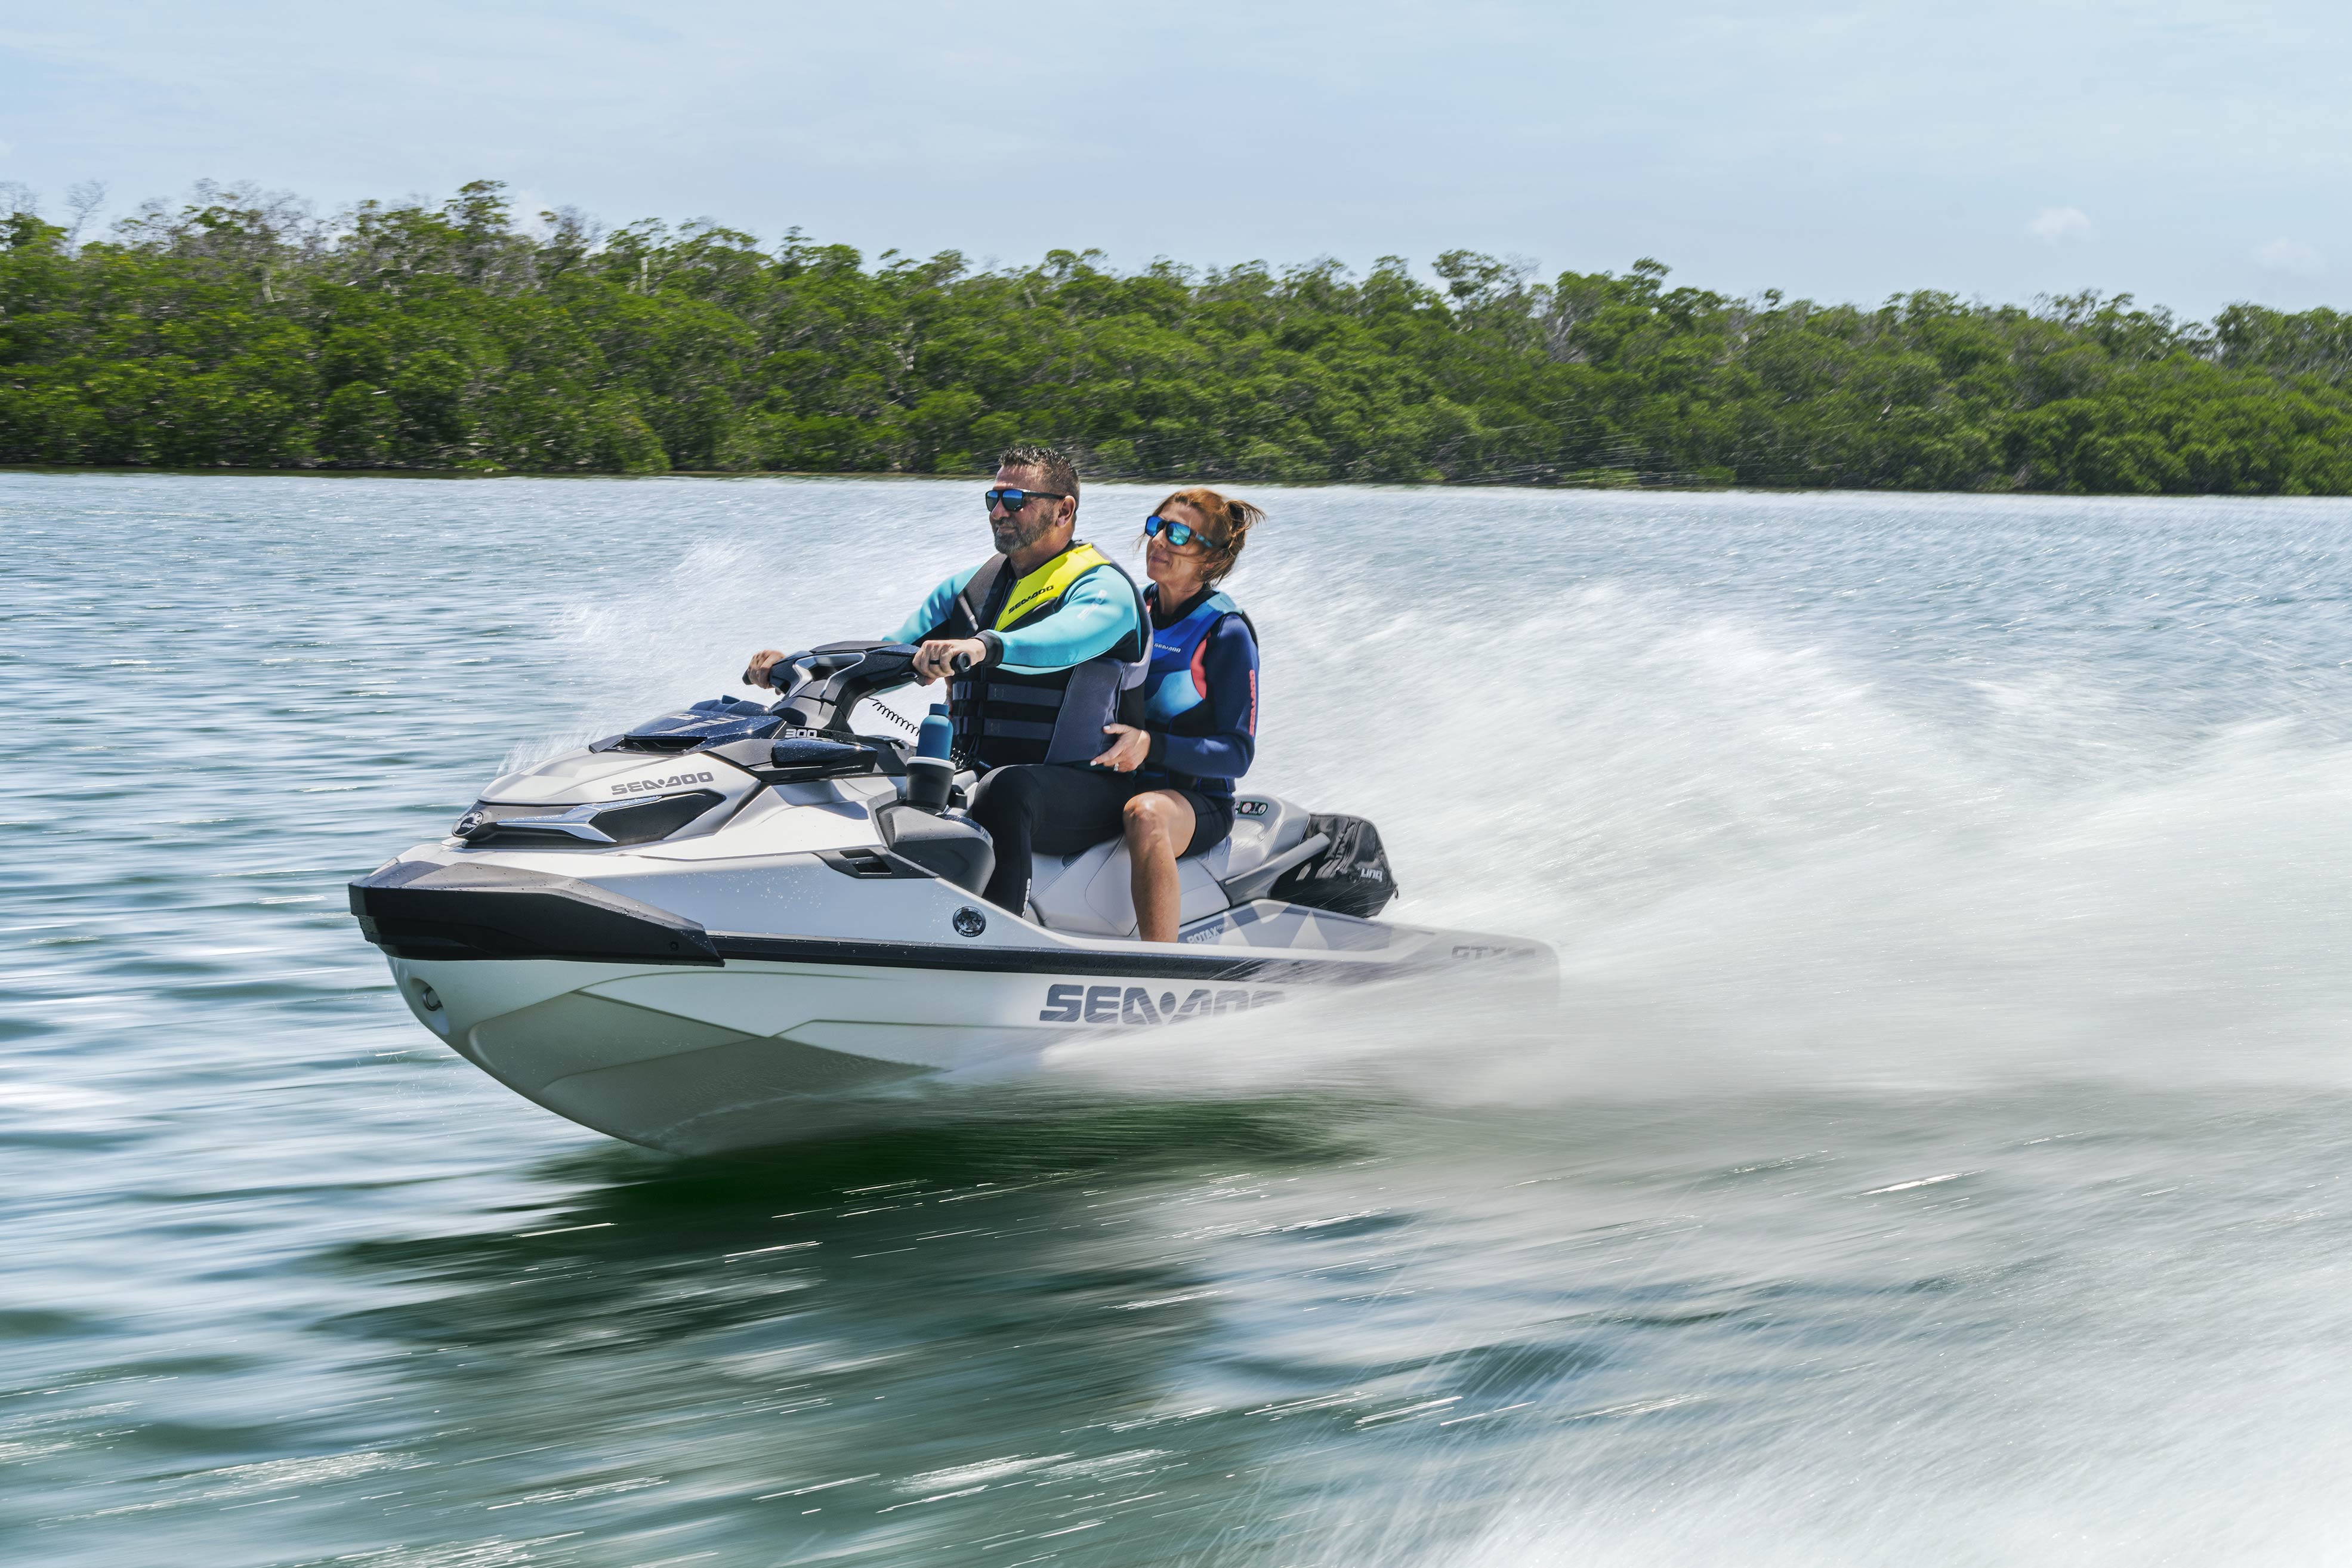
[1025,794,1316,939]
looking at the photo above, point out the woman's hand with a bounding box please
[743,649,787,689]
[912,637,989,681]
[1092,724,1150,772]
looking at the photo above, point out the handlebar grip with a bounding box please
[950,652,975,674]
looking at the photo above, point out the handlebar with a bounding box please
[752,641,979,733]
[755,641,934,734]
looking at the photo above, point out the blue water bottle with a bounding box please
[909,703,955,810]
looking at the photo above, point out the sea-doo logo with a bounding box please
[1039,983,1285,1026]
[1236,800,1268,817]
[610,770,717,797]
[953,906,987,938]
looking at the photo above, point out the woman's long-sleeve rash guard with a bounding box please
[1144,612,1258,788]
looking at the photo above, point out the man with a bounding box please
[741,445,1150,916]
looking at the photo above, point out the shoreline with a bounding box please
[8,463,2349,502]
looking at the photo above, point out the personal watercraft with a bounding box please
[351,642,1556,1153]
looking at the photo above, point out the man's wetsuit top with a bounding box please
[893,547,1143,674]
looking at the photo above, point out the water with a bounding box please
[7,473,2352,1565]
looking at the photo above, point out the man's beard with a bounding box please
[992,510,1055,555]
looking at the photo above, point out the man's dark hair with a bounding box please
[999,445,1079,510]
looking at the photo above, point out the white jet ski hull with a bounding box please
[361,841,1551,1155]
[385,940,1365,1156]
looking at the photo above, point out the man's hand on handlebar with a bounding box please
[742,649,789,690]
[912,637,988,683]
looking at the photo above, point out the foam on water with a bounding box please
[9,474,2352,1566]
[549,483,2352,1106]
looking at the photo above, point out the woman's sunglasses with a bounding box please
[984,487,1066,514]
[1144,513,1208,548]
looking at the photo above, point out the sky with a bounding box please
[2,0,2346,319]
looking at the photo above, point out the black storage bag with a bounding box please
[1269,813,1399,918]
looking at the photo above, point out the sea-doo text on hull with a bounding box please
[351,643,1555,1153]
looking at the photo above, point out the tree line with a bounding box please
[5,180,2352,493]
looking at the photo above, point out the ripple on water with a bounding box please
[10,476,2352,1564]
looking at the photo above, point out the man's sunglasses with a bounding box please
[1144,513,1208,548]
[984,487,1067,514]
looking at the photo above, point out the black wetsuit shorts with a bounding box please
[967,763,1235,913]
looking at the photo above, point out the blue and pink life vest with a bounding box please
[1140,587,1258,797]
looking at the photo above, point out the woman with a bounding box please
[1091,487,1263,941]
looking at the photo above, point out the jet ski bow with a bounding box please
[351,641,1556,1153]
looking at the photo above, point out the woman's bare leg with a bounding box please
[1123,789,1197,942]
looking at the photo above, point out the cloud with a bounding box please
[2027,206,2091,243]
[2256,236,2323,276]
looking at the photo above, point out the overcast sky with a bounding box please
[2,0,2344,318]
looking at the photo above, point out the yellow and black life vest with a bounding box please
[925,542,1151,770]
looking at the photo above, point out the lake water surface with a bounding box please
[7,473,2352,1566]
